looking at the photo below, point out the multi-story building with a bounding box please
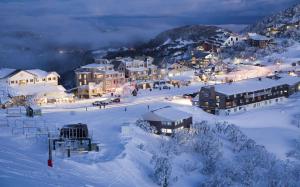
[111,56,158,81]
[75,63,125,98]
[194,74,300,115]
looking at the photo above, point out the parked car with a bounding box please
[92,101,103,106]
[111,98,121,103]
[162,85,171,89]
[183,92,198,98]
[100,99,111,105]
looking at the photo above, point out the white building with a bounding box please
[206,30,241,49]
[0,68,74,106]
[7,69,59,86]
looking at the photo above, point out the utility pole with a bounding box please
[48,133,53,167]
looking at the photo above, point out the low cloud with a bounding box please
[0,0,298,72]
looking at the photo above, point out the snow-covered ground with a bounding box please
[0,79,300,186]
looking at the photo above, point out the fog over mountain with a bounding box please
[0,0,298,73]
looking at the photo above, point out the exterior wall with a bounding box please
[146,116,192,135]
[198,83,296,115]
[218,97,286,115]
[223,36,240,47]
[126,70,149,81]
[103,72,126,92]
[75,67,125,98]
[8,71,36,86]
[248,39,270,48]
[7,71,59,86]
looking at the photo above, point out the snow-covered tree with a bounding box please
[151,154,172,187]
[136,119,156,133]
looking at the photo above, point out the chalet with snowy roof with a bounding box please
[0,68,73,106]
[247,33,272,48]
[75,63,125,98]
[142,106,192,135]
[0,68,59,86]
[195,74,300,115]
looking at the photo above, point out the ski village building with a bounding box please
[247,33,272,48]
[203,29,241,51]
[111,57,158,81]
[142,106,192,135]
[167,62,191,77]
[0,68,74,106]
[75,63,126,98]
[194,74,300,115]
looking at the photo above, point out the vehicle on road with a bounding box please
[111,98,121,103]
[92,101,103,106]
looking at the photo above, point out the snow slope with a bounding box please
[0,82,300,186]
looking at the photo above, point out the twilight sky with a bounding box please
[0,0,298,70]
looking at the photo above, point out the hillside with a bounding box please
[104,25,229,65]
[146,25,224,47]
[244,3,300,40]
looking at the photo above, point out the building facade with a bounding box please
[75,63,125,98]
[112,57,158,81]
[195,75,300,115]
[0,68,73,106]
[142,106,192,135]
[247,33,271,48]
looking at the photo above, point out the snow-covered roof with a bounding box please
[105,70,123,75]
[127,67,147,72]
[25,69,59,78]
[169,71,195,81]
[9,84,67,97]
[26,69,49,78]
[212,74,300,95]
[81,63,113,69]
[142,106,192,122]
[0,68,16,79]
[27,105,41,110]
[248,33,270,41]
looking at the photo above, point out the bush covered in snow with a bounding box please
[135,119,157,133]
[149,121,300,186]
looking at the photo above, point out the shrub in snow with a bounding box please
[192,121,211,135]
[287,137,300,160]
[191,122,223,174]
[135,119,156,133]
[151,155,172,187]
[200,161,237,187]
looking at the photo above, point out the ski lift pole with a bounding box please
[48,133,53,167]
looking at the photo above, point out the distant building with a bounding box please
[167,62,191,77]
[194,74,300,115]
[247,33,272,48]
[142,106,192,135]
[75,63,125,98]
[191,51,214,67]
[203,30,241,52]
